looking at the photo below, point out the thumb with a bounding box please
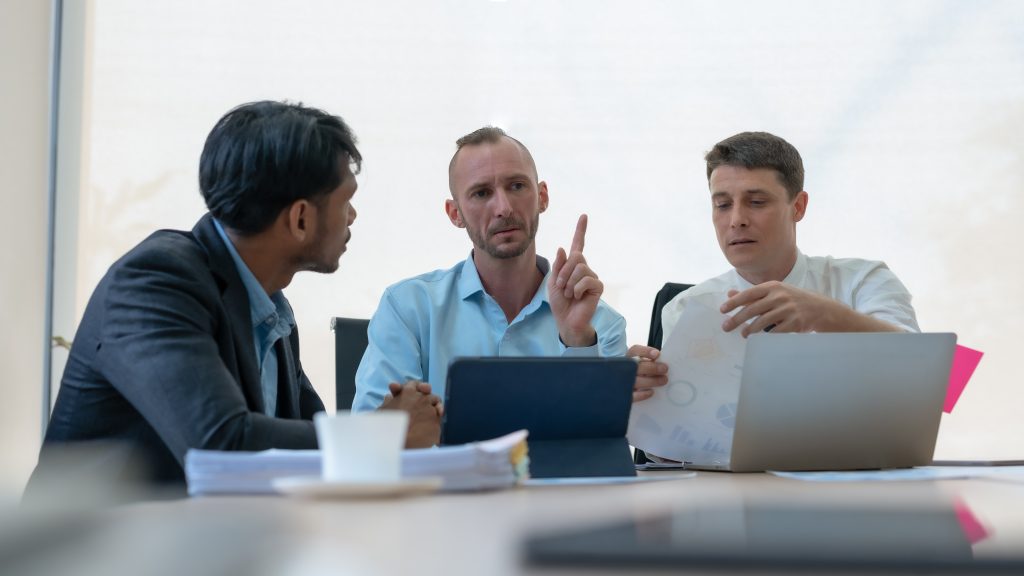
[549,247,567,289]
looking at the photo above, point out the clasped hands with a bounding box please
[380,380,442,448]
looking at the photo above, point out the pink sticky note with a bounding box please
[945,345,983,413]
[954,499,989,544]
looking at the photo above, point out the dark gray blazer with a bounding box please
[35,214,325,488]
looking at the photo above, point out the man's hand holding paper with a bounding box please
[627,296,747,464]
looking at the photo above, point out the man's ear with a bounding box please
[792,190,809,223]
[286,199,315,241]
[538,181,549,213]
[445,198,464,228]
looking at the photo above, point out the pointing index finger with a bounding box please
[570,214,588,254]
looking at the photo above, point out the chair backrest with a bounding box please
[636,282,693,465]
[647,282,694,348]
[332,317,370,410]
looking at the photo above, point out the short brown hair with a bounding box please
[705,132,804,200]
[448,126,538,192]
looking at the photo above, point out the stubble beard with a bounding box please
[469,213,540,260]
[301,225,348,274]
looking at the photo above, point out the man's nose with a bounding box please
[730,205,748,228]
[491,189,512,218]
[348,204,357,225]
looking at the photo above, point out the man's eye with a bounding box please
[715,203,731,210]
[510,182,525,191]
[750,200,766,206]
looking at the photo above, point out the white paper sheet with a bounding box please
[770,466,1024,483]
[627,297,747,464]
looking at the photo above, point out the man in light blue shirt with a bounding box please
[354,127,668,411]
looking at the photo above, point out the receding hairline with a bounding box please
[447,128,538,196]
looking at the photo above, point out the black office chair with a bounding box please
[331,317,370,410]
[634,282,693,464]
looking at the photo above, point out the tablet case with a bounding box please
[441,357,637,478]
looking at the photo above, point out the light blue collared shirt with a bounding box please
[213,220,295,416]
[352,252,628,411]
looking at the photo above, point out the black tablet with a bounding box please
[441,357,637,478]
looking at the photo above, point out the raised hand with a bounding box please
[547,214,601,347]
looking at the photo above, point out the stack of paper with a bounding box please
[184,429,529,496]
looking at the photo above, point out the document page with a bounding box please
[627,297,747,464]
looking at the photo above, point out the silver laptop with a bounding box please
[688,332,956,472]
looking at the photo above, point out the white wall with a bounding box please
[54,0,1024,459]
[0,0,52,497]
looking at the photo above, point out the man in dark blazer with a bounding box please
[31,101,442,494]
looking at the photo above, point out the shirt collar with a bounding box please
[783,249,808,285]
[731,249,807,289]
[212,219,294,329]
[457,250,551,304]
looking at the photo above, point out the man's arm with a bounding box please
[352,290,443,446]
[720,277,913,336]
[352,288,428,411]
[95,248,317,466]
[848,263,920,332]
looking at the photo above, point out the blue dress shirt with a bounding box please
[352,252,628,411]
[213,220,295,416]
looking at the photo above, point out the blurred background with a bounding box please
[4,0,1022,499]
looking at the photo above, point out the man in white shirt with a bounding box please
[659,131,919,347]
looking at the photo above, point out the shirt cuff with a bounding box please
[559,339,601,357]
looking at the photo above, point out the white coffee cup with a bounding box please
[314,411,409,483]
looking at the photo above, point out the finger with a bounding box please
[562,260,595,298]
[744,312,788,338]
[414,381,433,395]
[720,286,764,314]
[570,214,587,254]
[627,344,660,360]
[635,360,668,379]
[402,380,425,395]
[435,401,445,418]
[572,276,603,300]
[635,374,669,391]
[632,389,655,403]
[388,382,403,395]
[562,260,594,298]
[550,247,568,289]
[722,297,772,331]
[556,250,587,293]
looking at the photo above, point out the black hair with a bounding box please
[199,100,362,234]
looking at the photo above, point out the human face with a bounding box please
[710,165,807,284]
[305,161,358,274]
[446,137,548,261]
